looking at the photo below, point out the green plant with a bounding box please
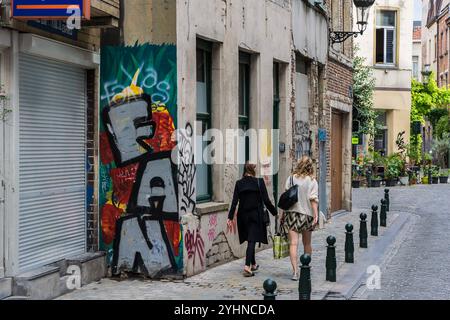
[431,132,450,169]
[385,154,403,180]
[431,166,440,178]
[436,115,450,139]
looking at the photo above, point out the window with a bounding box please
[412,56,419,79]
[375,10,397,65]
[238,52,251,176]
[196,39,212,202]
[374,111,388,156]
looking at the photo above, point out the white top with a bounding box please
[284,175,319,217]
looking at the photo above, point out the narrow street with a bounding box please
[57,184,450,300]
[352,184,450,300]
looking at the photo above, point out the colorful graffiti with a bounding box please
[184,228,205,268]
[100,44,182,277]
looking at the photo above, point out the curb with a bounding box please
[315,211,412,300]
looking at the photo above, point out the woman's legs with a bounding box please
[302,230,313,255]
[288,230,300,275]
[245,241,256,271]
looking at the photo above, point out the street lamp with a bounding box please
[330,0,375,44]
[421,64,432,85]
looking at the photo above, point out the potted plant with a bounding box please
[440,169,450,184]
[409,172,418,185]
[385,154,402,187]
[396,132,409,186]
[431,166,440,184]
[352,170,361,188]
[370,175,382,188]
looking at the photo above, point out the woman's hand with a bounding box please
[313,213,319,226]
[227,219,233,228]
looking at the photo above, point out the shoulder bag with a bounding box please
[277,176,298,211]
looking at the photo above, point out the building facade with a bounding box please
[1,0,355,298]
[0,1,119,299]
[413,21,423,82]
[354,0,413,156]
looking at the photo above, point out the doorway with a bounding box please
[331,110,343,213]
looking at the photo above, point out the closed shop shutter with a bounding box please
[18,54,86,272]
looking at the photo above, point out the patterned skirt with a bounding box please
[281,211,315,235]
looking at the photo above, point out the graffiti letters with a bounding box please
[177,123,196,215]
[185,228,205,268]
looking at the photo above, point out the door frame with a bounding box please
[0,49,6,278]
[331,110,344,213]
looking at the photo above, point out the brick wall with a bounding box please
[326,59,353,98]
[437,11,449,87]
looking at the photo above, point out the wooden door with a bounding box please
[331,111,343,213]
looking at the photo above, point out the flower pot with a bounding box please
[385,179,397,187]
[422,177,429,184]
[410,179,417,185]
[352,180,360,188]
[370,180,381,188]
[399,176,409,186]
[432,177,439,184]
[439,176,449,184]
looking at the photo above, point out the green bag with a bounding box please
[273,234,289,259]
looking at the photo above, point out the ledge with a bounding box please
[196,202,229,215]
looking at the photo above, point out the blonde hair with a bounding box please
[293,156,315,178]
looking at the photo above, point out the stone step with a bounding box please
[2,295,30,300]
[0,278,12,300]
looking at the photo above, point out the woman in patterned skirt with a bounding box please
[280,156,319,281]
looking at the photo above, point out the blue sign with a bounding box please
[318,128,327,142]
[12,0,90,19]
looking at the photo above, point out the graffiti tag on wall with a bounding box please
[99,44,182,277]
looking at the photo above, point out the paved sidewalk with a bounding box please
[58,188,407,300]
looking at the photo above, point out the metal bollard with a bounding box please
[371,205,378,236]
[384,189,390,212]
[262,279,277,300]
[359,213,368,248]
[325,236,337,282]
[380,199,387,227]
[299,254,312,300]
[345,224,354,263]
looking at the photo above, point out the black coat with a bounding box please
[228,176,278,244]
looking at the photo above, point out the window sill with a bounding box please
[196,202,229,215]
[373,65,398,70]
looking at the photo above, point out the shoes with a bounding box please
[243,269,255,277]
[251,264,260,272]
[291,273,299,281]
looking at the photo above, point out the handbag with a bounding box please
[273,224,289,259]
[257,178,271,226]
[277,176,298,211]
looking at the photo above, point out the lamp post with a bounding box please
[330,0,375,44]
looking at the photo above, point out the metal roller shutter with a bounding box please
[19,54,87,272]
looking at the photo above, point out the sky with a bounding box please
[414,0,422,21]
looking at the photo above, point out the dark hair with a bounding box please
[243,162,256,177]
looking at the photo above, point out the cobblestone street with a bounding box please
[56,184,450,300]
[352,184,450,300]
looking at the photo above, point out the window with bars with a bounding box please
[375,10,397,66]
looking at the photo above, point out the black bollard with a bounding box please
[380,199,387,227]
[384,189,390,212]
[325,236,337,282]
[359,213,368,248]
[345,224,354,263]
[299,254,312,300]
[262,279,277,300]
[371,205,378,236]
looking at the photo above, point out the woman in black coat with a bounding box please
[227,163,278,277]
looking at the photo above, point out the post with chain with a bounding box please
[359,213,368,248]
[371,205,378,236]
[299,254,312,300]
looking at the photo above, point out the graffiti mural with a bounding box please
[177,123,196,215]
[100,43,182,277]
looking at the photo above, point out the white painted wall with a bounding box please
[176,0,293,276]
